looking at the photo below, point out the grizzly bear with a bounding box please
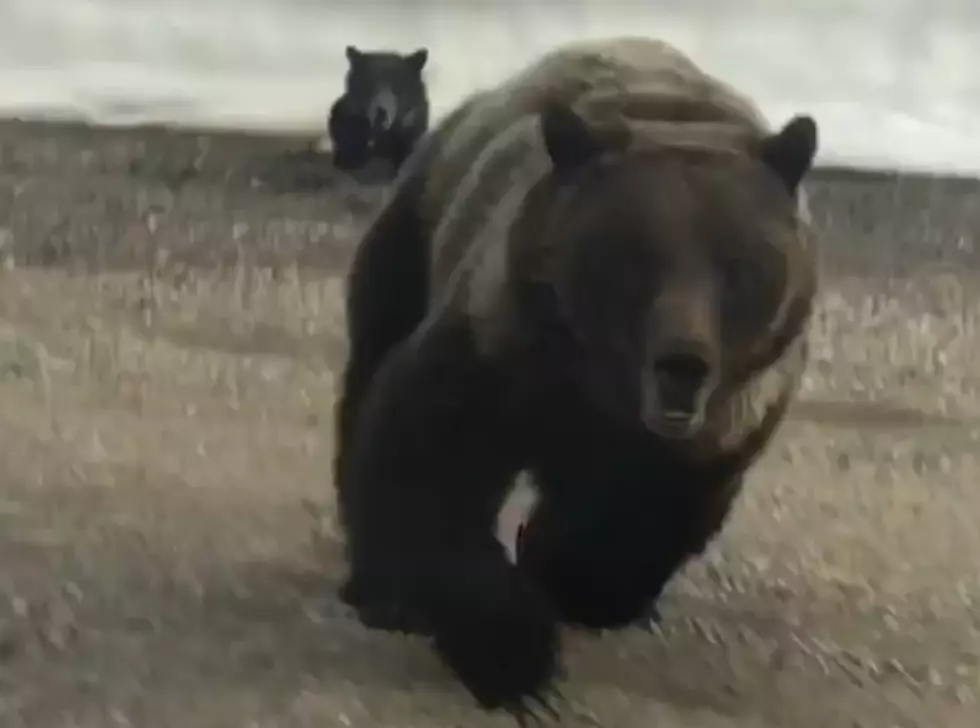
[327,45,430,173]
[332,36,819,718]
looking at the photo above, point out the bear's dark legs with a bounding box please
[387,127,426,173]
[333,180,429,499]
[516,469,741,632]
[339,320,561,714]
[333,183,429,623]
[371,125,424,175]
[514,494,669,630]
[328,96,373,172]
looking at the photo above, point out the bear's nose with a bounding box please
[652,349,711,391]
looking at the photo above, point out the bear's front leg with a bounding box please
[517,464,742,634]
[339,318,562,717]
[515,492,660,631]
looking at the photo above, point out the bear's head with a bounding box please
[534,101,818,441]
[342,45,429,135]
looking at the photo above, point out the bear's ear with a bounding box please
[345,45,362,66]
[406,48,428,73]
[758,114,818,193]
[540,101,604,174]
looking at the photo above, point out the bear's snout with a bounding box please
[643,343,717,437]
[367,88,399,132]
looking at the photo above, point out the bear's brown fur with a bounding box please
[333,36,819,718]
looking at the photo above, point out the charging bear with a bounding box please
[327,45,430,173]
[332,36,819,719]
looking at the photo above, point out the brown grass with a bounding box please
[0,121,977,726]
[0,251,977,726]
[0,257,348,532]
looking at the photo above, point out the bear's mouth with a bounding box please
[641,349,715,438]
[641,377,710,438]
[647,403,705,438]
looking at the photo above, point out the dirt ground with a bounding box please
[0,119,977,728]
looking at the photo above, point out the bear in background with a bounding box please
[332,35,819,719]
[327,45,430,174]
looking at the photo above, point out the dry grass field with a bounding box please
[0,120,978,727]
